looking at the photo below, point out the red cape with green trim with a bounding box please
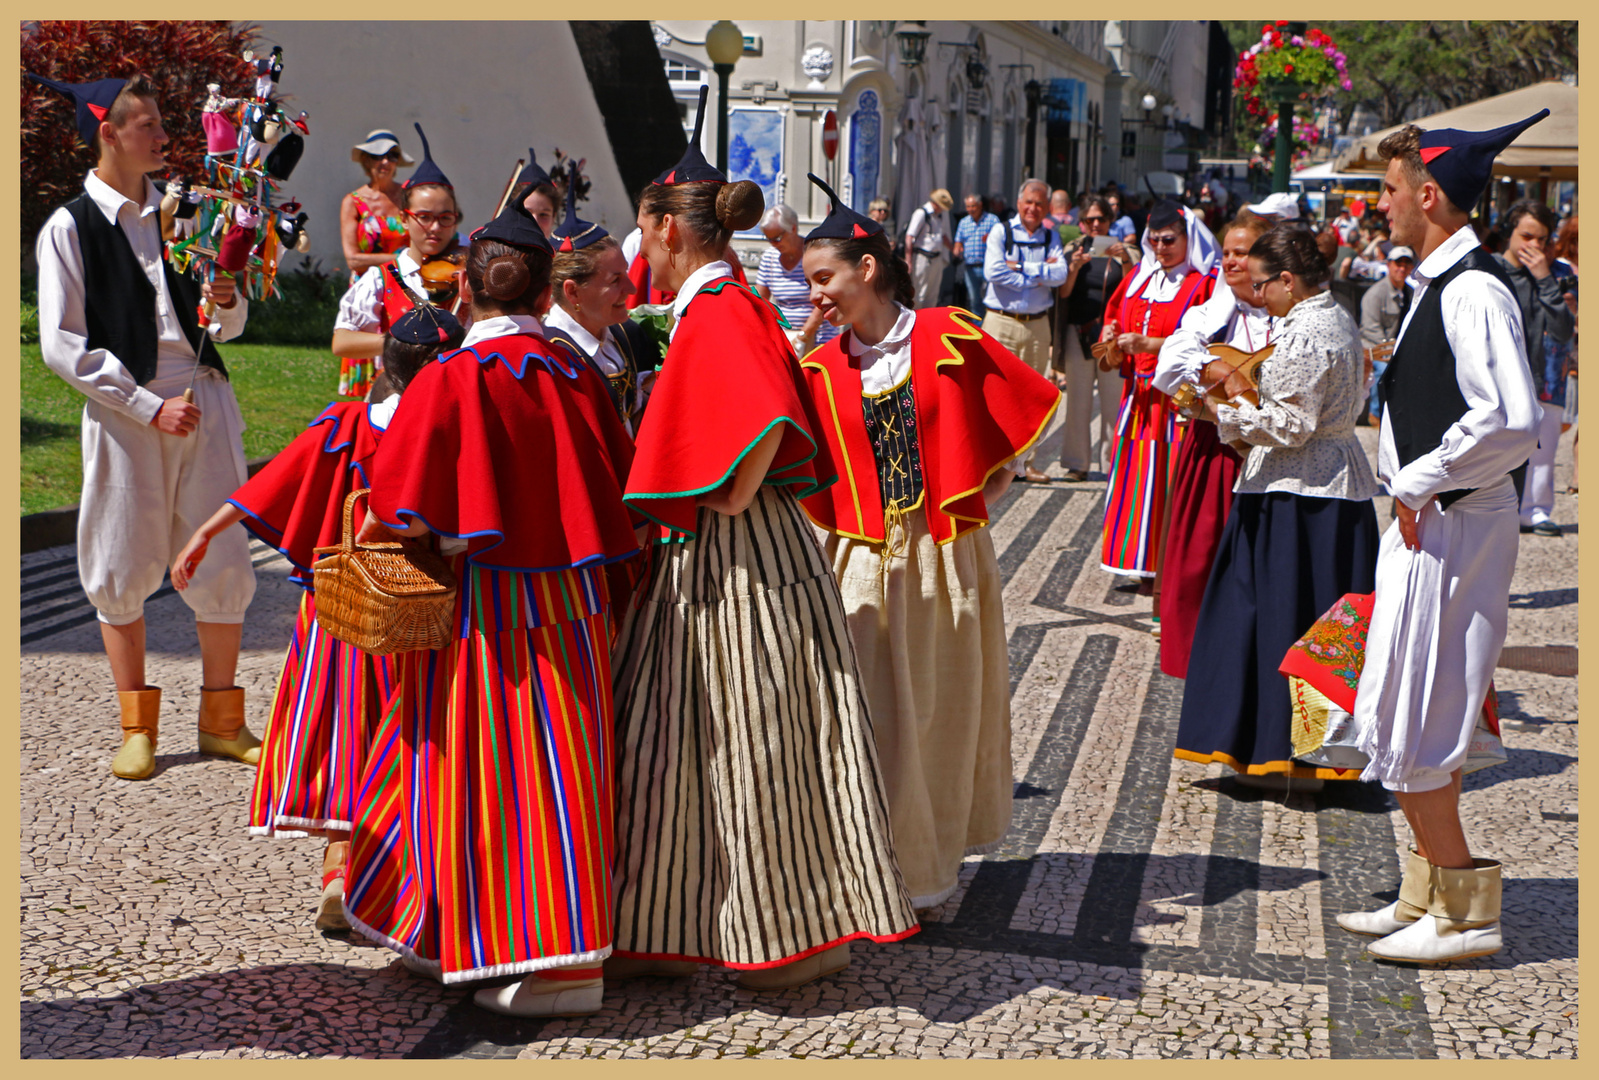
[624,280,835,537]
[227,400,380,587]
[368,333,640,572]
[798,307,1060,545]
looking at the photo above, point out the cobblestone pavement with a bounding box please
[20,417,1578,1059]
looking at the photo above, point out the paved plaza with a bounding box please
[20,418,1578,1059]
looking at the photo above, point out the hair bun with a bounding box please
[483,254,531,301]
[716,180,765,232]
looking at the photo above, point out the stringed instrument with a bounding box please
[1169,342,1277,418]
[418,251,467,313]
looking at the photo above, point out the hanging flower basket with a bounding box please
[1234,23,1352,149]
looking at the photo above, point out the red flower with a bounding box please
[1284,63,1295,74]
[1277,19,1288,26]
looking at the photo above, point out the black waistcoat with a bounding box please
[62,189,227,387]
[1377,246,1525,509]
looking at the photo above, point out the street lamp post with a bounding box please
[1269,20,1307,194]
[704,20,744,176]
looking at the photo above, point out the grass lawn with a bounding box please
[21,342,346,516]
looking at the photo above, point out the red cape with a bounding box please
[624,279,833,537]
[228,400,381,587]
[1104,268,1215,377]
[368,333,640,571]
[799,308,1060,544]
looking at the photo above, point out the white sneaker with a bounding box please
[474,972,604,1017]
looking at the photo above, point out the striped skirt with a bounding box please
[1102,375,1185,577]
[248,591,393,836]
[610,485,919,968]
[343,559,617,984]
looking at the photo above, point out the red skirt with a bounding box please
[1158,422,1242,678]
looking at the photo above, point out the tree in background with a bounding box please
[21,20,259,249]
[1221,21,1578,135]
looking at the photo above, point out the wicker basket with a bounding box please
[311,488,458,654]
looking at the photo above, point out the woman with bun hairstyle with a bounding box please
[610,89,918,992]
[797,174,1059,911]
[1173,223,1380,788]
[169,304,464,932]
[340,194,641,1017]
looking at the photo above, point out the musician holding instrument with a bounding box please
[1151,209,1273,679]
[29,71,261,781]
[1359,245,1415,424]
[1172,223,1380,791]
[331,123,467,397]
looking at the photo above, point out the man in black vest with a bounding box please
[1336,111,1547,964]
[30,72,262,781]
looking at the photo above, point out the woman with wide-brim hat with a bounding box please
[339,128,415,284]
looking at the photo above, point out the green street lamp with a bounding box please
[704,20,745,176]
[1267,21,1308,194]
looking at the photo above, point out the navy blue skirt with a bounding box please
[1173,490,1379,777]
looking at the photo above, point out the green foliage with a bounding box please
[628,303,674,360]
[21,270,40,345]
[21,340,343,515]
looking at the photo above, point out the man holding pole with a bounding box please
[30,71,260,781]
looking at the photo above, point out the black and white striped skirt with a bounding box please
[610,485,919,968]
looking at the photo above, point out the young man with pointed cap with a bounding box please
[28,70,260,781]
[1340,110,1548,963]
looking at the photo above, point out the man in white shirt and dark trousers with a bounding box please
[29,71,261,781]
[1340,110,1548,963]
[983,179,1067,482]
[905,188,954,310]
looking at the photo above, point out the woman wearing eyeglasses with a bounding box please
[1172,223,1380,789]
[1098,201,1218,590]
[331,124,469,397]
[1054,195,1135,480]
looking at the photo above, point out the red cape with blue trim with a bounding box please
[368,333,640,571]
[798,307,1060,544]
[623,280,835,538]
[227,400,380,587]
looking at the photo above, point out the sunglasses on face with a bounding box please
[406,211,459,228]
[1148,234,1181,247]
[1081,215,1106,224]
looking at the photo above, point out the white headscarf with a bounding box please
[1125,204,1220,303]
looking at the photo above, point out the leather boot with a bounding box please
[1368,858,1503,963]
[196,687,261,765]
[1337,849,1430,936]
[473,965,604,1017]
[736,943,850,991]
[111,687,161,780]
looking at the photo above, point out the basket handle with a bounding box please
[341,487,371,552]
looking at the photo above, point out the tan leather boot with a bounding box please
[111,687,161,780]
[1337,848,1430,936]
[196,687,261,765]
[1367,858,1503,963]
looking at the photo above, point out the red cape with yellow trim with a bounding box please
[799,307,1060,545]
[624,280,835,537]
[368,333,640,572]
[227,400,380,587]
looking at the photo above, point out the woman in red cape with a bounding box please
[1098,201,1218,589]
[171,305,465,933]
[796,174,1058,911]
[339,196,640,1019]
[609,87,916,993]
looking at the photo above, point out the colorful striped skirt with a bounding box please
[610,485,919,968]
[1101,375,1185,577]
[248,590,392,836]
[343,559,617,984]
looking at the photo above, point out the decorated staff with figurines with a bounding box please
[28,69,261,781]
[331,122,467,398]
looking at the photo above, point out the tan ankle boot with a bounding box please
[197,687,261,765]
[1367,858,1503,963]
[111,687,161,780]
[1337,848,1430,936]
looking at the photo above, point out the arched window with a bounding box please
[975,88,993,197]
[1001,89,1020,201]
[945,74,966,201]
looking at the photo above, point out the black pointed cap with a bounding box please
[389,302,465,347]
[549,160,608,252]
[1418,109,1550,213]
[517,147,551,190]
[473,186,552,253]
[25,73,130,149]
[404,122,453,189]
[802,172,884,242]
[1147,199,1185,231]
[652,85,725,186]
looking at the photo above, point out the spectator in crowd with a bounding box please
[1054,195,1133,480]
[1359,246,1415,424]
[1331,205,1358,245]
[952,192,1000,318]
[756,203,837,355]
[1549,214,1578,493]
[340,128,414,284]
[988,194,1010,220]
[1106,189,1136,243]
[982,179,1067,482]
[905,187,954,309]
[1494,198,1576,536]
[867,196,894,239]
[1047,188,1077,232]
